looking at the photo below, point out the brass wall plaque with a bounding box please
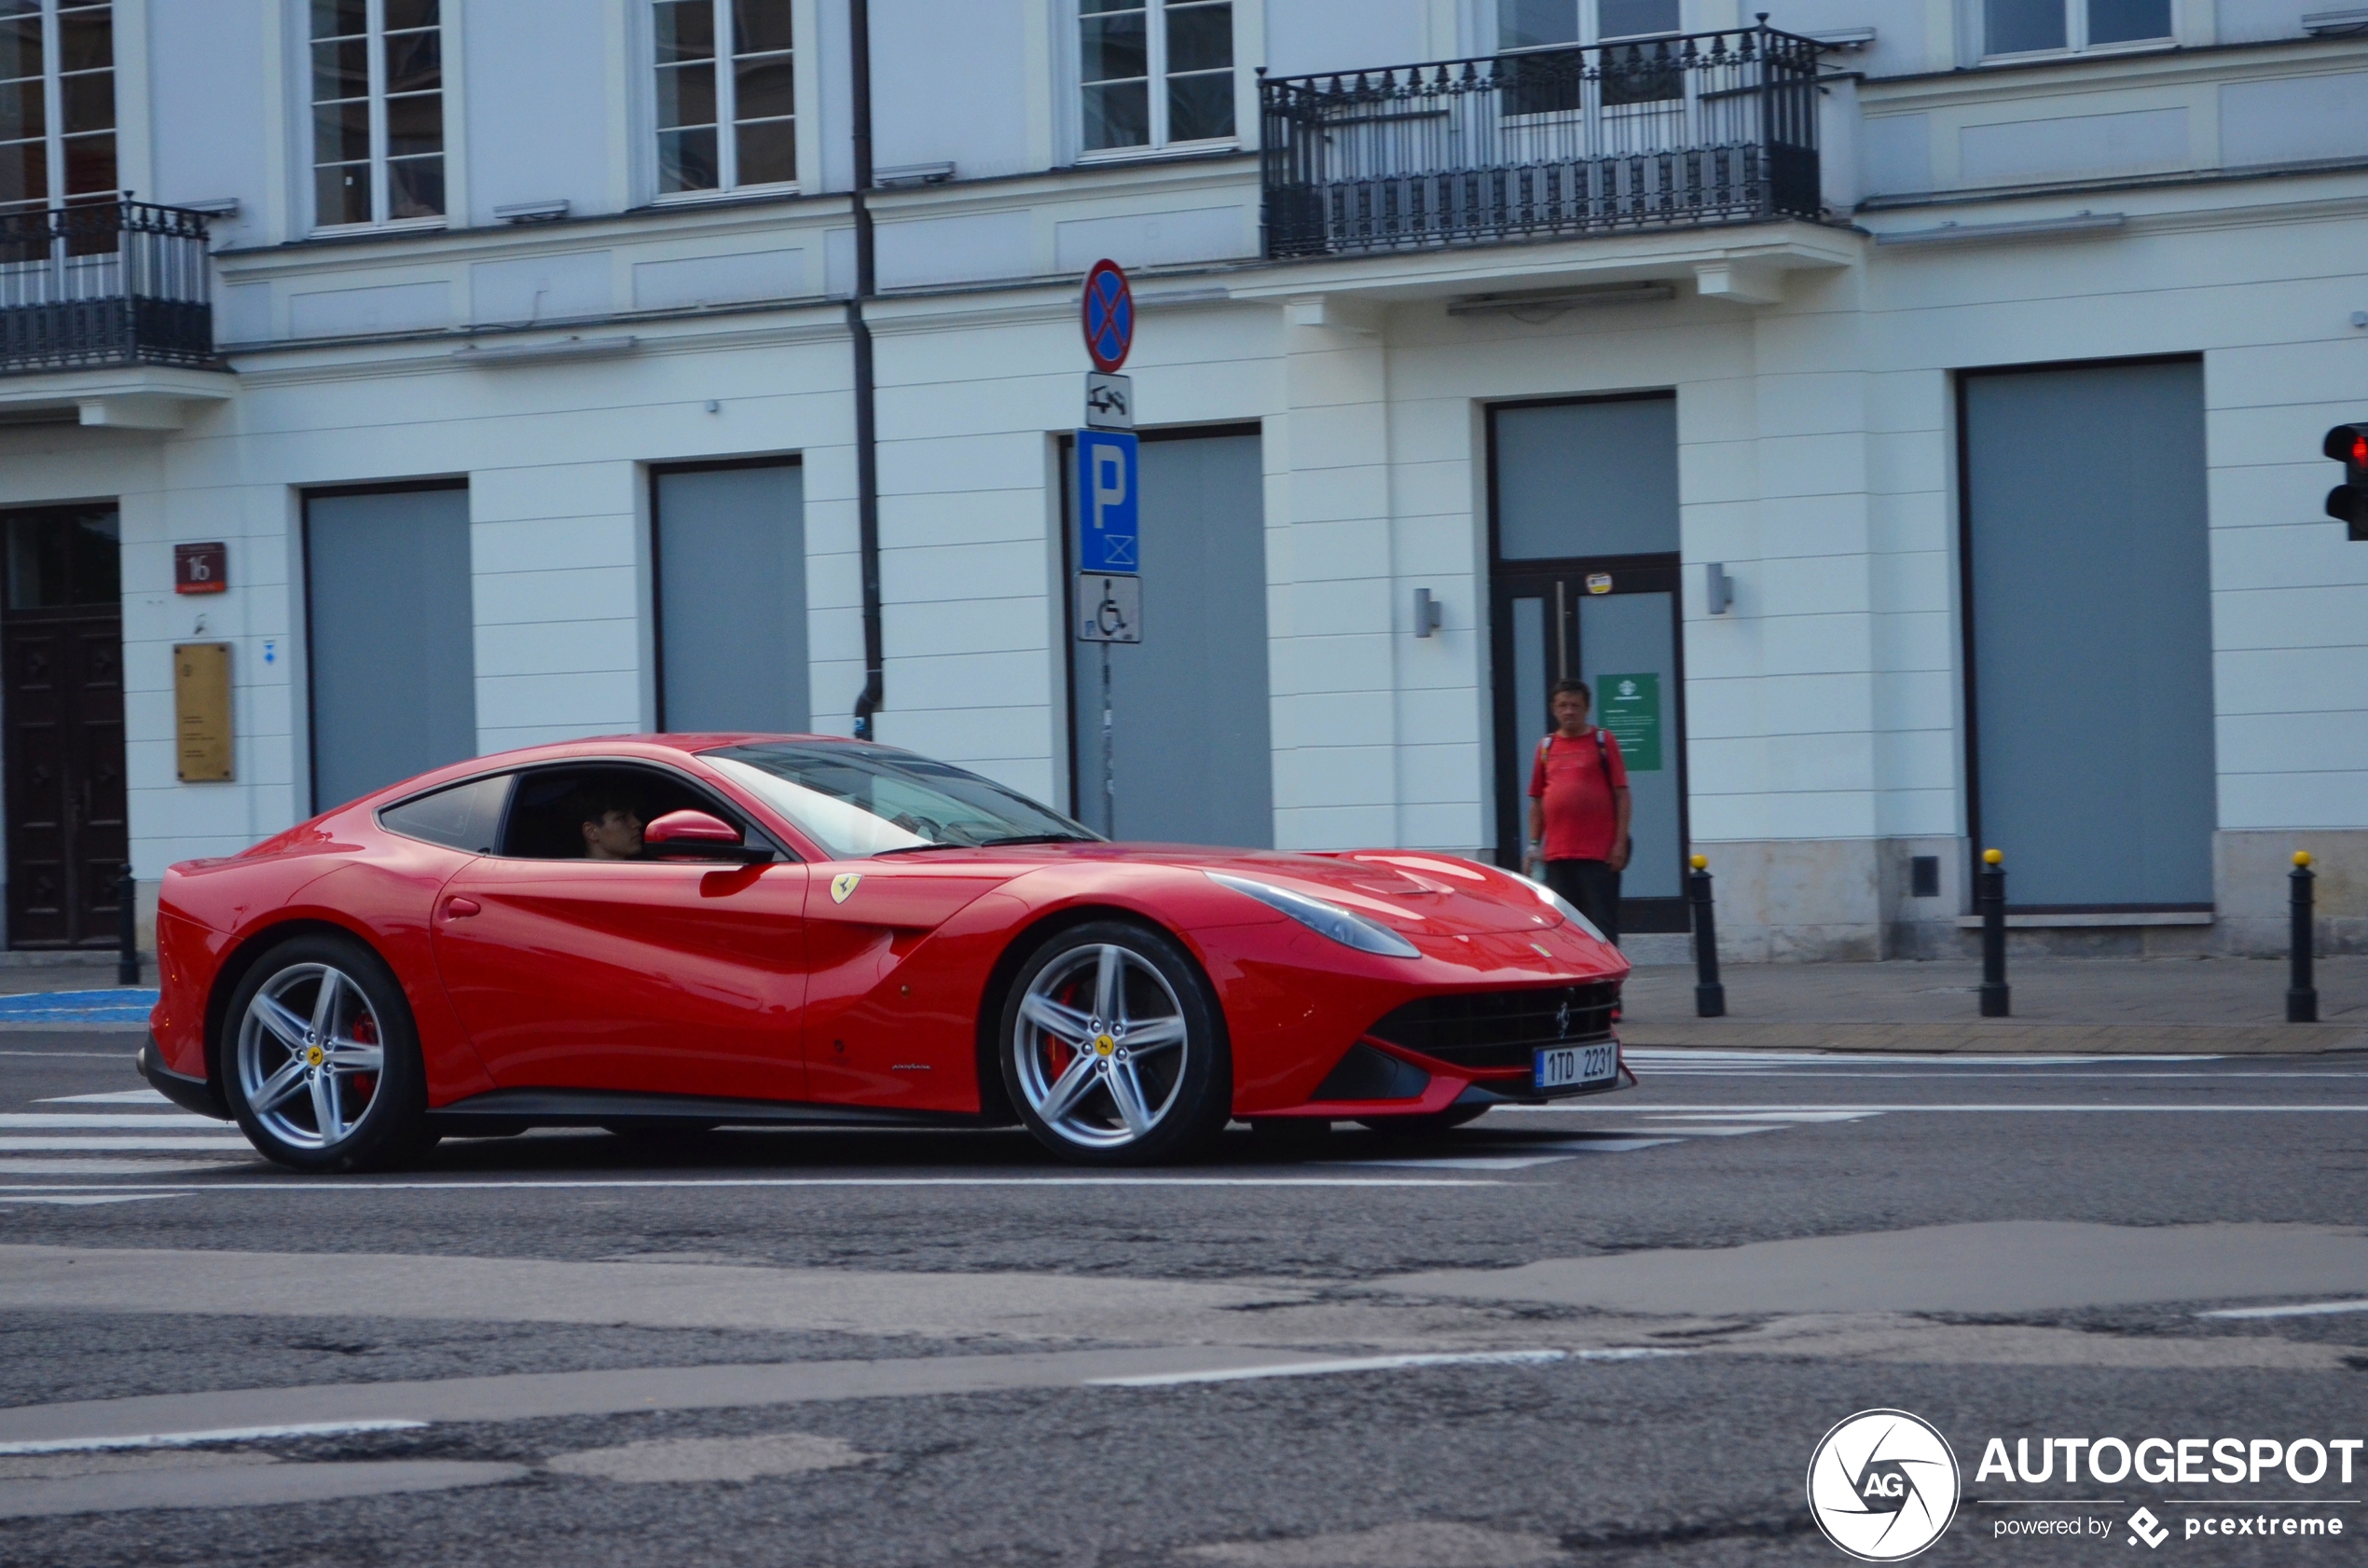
[173,641,234,782]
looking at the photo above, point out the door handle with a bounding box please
[441,897,482,920]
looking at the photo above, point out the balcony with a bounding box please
[1260,25,1825,260]
[0,201,217,376]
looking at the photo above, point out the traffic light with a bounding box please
[2324,423,2368,542]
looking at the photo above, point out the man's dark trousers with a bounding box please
[1544,859,1620,947]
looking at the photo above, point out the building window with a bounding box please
[1497,0,1680,49]
[0,0,115,217]
[653,0,795,196]
[1080,0,1233,156]
[310,0,444,228]
[1984,0,2171,56]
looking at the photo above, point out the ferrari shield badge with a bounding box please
[830,873,862,904]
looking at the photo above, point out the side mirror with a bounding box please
[643,809,769,862]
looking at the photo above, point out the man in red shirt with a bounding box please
[1525,678,1631,944]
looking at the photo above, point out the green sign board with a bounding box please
[1595,672,1661,772]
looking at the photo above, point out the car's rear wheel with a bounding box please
[999,921,1230,1166]
[223,934,432,1174]
[1356,1104,1490,1136]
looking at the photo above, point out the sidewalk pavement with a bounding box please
[1618,956,2368,1054]
[0,953,145,998]
[0,950,2358,1056]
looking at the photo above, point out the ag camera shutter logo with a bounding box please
[1807,1410,1961,1561]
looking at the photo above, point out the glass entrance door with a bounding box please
[1490,557,1688,935]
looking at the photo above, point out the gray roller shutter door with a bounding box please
[1963,360,2215,906]
[305,487,477,812]
[1071,432,1272,846]
[654,463,808,733]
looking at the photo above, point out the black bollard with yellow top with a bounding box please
[1687,854,1725,1018]
[2289,850,2318,1025]
[1977,847,2009,1018]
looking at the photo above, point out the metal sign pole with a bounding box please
[1102,639,1115,837]
[1078,259,1136,841]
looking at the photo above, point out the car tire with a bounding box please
[220,932,433,1174]
[1355,1104,1490,1136]
[998,920,1231,1166]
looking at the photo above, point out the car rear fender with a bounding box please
[200,903,494,1107]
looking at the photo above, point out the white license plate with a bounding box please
[1534,1042,1618,1092]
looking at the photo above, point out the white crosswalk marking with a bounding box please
[0,1137,255,1150]
[1620,1049,2224,1076]
[0,1114,232,1129]
[0,1091,252,1175]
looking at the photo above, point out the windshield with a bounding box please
[703,743,1100,860]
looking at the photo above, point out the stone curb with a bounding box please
[1617,1023,2368,1054]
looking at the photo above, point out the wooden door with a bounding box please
[2,504,126,948]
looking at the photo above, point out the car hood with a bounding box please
[893,842,1583,942]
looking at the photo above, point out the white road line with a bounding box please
[34,1090,175,1106]
[1625,1071,2368,1080]
[0,1160,252,1175]
[1089,1346,1691,1387]
[0,1193,190,1206]
[2196,1300,2368,1320]
[0,1420,428,1457]
[1508,1104,2368,1113]
[1090,1350,1570,1385]
[1641,1111,1881,1123]
[0,1175,1504,1192]
[0,1137,255,1150]
[1621,1052,2218,1066]
[0,1114,230,1129]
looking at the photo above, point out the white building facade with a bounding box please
[1,0,2363,960]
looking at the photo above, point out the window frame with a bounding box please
[305,0,447,235]
[375,771,514,855]
[1494,0,1685,53]
[1978,0,2178,62]
[0,0,117,218]
[643,0,818,204]
[1071,0,1248,165]
[493,761,795,863]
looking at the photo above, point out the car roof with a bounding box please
[345,734,880,812]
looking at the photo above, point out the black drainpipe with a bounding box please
[847,0,883,739]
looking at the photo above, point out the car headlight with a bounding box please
[1207,873,1422,958]
[1530,877,1610,944]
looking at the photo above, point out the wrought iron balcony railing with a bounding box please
[0,200,216,376]
[1260,25,1825,259]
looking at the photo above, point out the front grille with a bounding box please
[1365,983,1618,1072]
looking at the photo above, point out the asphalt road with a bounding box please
[1,1034,2363,1567]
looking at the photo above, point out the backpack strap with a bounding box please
[1593,728,1616,792]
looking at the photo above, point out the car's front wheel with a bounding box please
[999,921,1230,1165]
[222,934,433,1173]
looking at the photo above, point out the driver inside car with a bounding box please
[570,787,646,860]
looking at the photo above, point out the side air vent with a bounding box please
[1312,1043,1432,1103]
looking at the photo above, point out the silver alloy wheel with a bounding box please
[1012,942,1191,1149]
[235,962,385,1150]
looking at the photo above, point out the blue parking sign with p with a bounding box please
[1077,430,1138,572]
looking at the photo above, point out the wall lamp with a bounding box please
[1412,587,1442,638]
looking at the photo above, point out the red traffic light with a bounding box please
[2328,424,2368,538]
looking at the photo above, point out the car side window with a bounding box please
[377,775,513,854]
[499,764,777,860]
